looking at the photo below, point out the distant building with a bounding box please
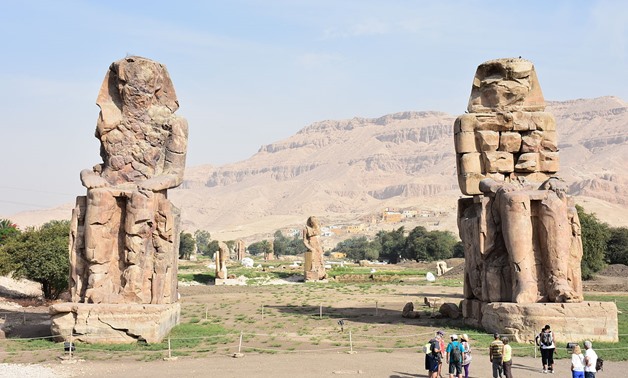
[382,209,402,223]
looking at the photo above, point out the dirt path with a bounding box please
[43,351,620,377]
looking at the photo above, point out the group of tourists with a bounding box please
[424,330,472,378]
[424,325,600,378]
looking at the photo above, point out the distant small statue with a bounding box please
[215,241,229,280]
[235,239,246,261]
[436,261,453,276]
[303,216,326,281]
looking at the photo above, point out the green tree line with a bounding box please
[0,205,625,298]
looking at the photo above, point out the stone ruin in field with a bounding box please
[455,58,618,342]
[50,56,188,343]
[303,216,326,281]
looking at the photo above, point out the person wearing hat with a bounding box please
[460,334,472,378]
[489,333,504,378]
[425,331,444,378]
[446,333,466,378]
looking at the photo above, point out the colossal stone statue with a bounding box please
[50,56,187,343]
[456,58,581,305]
[455,58,617,343]
[303,216,326,281]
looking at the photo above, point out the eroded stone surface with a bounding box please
[455,58,558,196]
[477,300,618,343]
[52,56,187,344]
[50,303,180,344]
[453,59,614,341]
[456,58,583,308]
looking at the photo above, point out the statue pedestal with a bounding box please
[50,302,180,344]
[462,299,618,343]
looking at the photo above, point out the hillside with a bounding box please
[10,97,628,243]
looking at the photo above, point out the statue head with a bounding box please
[95,56,179,136]
[467,58,545,113]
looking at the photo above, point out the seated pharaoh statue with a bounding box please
[70,56,188,305]
[455,58,583,305]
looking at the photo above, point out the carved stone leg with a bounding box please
[538,192,580,302]
[500,191,539,303]
[84,188,122,303]
[123,190,157,304]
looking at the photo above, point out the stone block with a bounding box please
[458,173,484,196]
[481,301,618,343]
[482,151,514,173]
[475,113,513,132]
[50,302,180,344]
[454,114,478,132]
[540,131,558,151]
[499,132,522,152]
[532,112,556,131]
[439,302,461,319]
[521,130,545,152]
[539,151,560,172]
[454,131,477,153]
[459,153,482,174]
[476,130,499,151]
[515,152,539,172]
[512,111,536,131]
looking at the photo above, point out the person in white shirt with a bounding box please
[583,340,598,378]
[570,344,585,378]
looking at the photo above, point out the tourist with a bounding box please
[460,334,472,378]
[571,344,585,378]
[425,331,442,378]
[583,340,598,378]
[437,330,446,378]
[489,332,504,378]
[538,325,556,373]
[445,334,465,378]
[502,336,513,378]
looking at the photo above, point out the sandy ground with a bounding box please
[32,351,622,378]
[1,263,627,377]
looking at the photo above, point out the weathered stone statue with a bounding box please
[50,56,187,343]
[215,241,229,279]
[235,239,246,261]
[455,58,617,342]
[436,261,452,276]
[302,216,326,281]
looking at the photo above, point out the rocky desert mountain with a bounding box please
[9,96,628,244]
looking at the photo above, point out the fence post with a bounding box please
[168,337,172,359]
[238,331,243,353]
[375,301,378,316]
[69,333,73,360]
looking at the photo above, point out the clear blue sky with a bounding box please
[0,0,626,216]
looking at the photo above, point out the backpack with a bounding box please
[596,357,604,371]
[424,339,437,355]
[423,342,432,354]
[451,343,462,364]
[541,331,553,346]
